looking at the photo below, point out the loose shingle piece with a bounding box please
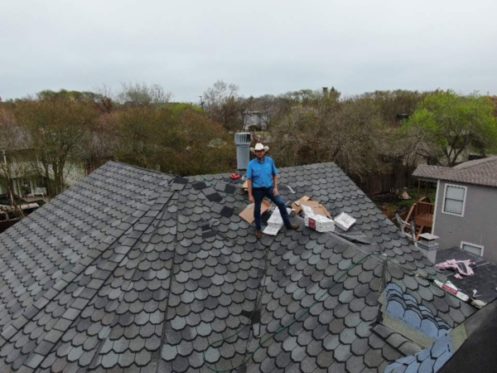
[0,161,481,372]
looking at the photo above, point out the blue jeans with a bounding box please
[253,187,292,231]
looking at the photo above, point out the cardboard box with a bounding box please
[239,199,271,224]
[292,196,311,214]
[292,196,331,218]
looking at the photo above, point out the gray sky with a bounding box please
[1,0,496,101]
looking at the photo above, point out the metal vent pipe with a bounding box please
[234,132,251,171]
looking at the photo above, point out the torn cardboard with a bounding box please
[292,196,311,214]
[292,196,331,218]
[239,200,271,224]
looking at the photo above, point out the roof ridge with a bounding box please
[453,155,497,169]
[156,192,181,373]
[106,160,175,178]
[189,161,339,179]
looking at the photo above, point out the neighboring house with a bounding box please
[243,110,270,131]
[0,161,493,372]
[0,148,86,199]
[413,156,497,262]
[0,149,47,198]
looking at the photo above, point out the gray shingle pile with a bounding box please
[0,161,477,372]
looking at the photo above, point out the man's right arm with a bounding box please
[246,163,254,203]
[247,179,254,203]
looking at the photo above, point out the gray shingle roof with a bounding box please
[436,247,497,305]
[0,161,477,372]
[413,156,497,188]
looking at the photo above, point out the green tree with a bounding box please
[15,92,98,196]
[114,102,234,175]
[405,91,497,166]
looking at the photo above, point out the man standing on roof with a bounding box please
[246,142,298,239]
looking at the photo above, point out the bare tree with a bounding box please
[0,107,31,213]
[202,81,243,131]
[117,83,171,106]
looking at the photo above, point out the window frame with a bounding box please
[460,241,484,256]
[442,183,467,217]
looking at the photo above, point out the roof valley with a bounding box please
[84,189,177,371]
[0,191,154,341]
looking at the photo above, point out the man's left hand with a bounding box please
[273,187,279,196]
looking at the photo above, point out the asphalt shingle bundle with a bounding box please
[0,161,477,372]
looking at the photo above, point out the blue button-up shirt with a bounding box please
[246,156,279,188]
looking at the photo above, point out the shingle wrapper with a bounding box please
[0,161,475,372]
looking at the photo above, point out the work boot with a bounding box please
[287,223,299,231]
[256,230,263,239]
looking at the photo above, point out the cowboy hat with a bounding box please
[250,142,269,152]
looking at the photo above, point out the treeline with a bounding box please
[0,84,235,196]
[202,83,497,189]
[1,82,497,198]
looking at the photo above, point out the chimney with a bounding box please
[322,87,328,96]
[417,233,440,264]
[234,132,251,170]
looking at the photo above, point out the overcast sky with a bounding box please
[1,0,496,102]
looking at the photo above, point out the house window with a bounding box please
[461,241,484,256]
[442,184,466,216]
